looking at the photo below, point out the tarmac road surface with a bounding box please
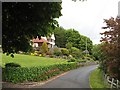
[35,65,98,88]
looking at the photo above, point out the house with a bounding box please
[32,34,55,50]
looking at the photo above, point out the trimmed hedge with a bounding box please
[2,63,80,83]
[5,63,21,68]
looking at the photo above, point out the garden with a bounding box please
[2,43,96,84]
[2,54,80,83]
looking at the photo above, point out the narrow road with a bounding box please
[35,65,98,88]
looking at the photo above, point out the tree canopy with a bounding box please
[54,27,93,54]
[54,27,66,48]
[100,17,120,80]
[2,2,62,54]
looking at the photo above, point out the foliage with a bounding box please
[67,58,76,62]
[2,63,80,83]
[65,29,81,49]
[66,42,72,49]
[30,50,41,56]
[70,47,82,59]
[5,63,21,68]
[53,47,61,56]
[54,27,93,54]
[79,35,93,54]
[41,42,48,54]
[41,53,46,57]
[92,43,105,61]
[49,55,54,58]
[100,17,120,80]
[61,48,69,56]
[54,27,67,48]
[2,2,62,55]
[46,51,53,55]
[76,59,86,63]
[68,55,73,59]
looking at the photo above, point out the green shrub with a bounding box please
[2,63,80,83]
[61,48,69,56]
[46,51,53,55]
[31,53,34,56]
[49,55,54,58]
[5,63,21,68]
[68,55,73,59]
[68,58,76,62]
[53,47,61,56]
[70,47,82,59]
[77,59,86,63]
[41,53,46,57]
[41,42,48,53]
[39,54,42,57]
[54,51,61,56]
[62,56,68,59]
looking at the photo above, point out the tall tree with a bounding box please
[54,27,66,48]
[54,27,93,53]
[79,35,93,54]
[2,2,62,54]
[100,17,120,80]
[65,29,81,49]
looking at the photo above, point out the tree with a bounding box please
[79,35,93,54]
[66,42,72,49]
[92,44,101,60]
[2,2,62,55]
[65,29,81,49]
[54,27,93,53]
[100,17,120,80]
[41,42,48,54]
[54,27,66,48]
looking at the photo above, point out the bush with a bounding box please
[62,56,68,59]
[61,48,69,56]
[77,59,86,63]
[39,54,42,57]
[70,47,82,59]
[46,51,53,55]
[68,58,76,62]
[41,53,46,57]
[2,63,80,83]
[5,63,21,68]
[41,42,48,53]
[49,55,54,58]
[68,55,73,59]
[53,48,61,56]
[31,53,34,56]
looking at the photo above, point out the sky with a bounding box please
[57,0,120,44]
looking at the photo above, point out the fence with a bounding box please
[104,74,120,88]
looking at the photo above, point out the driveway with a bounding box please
[34,65,98,88]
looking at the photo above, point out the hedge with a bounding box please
[2,63,80,83]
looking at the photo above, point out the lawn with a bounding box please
[2,54,68,67]
[89,68,109,89]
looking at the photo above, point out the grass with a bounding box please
[89,68,109,89]
[2,54,69,67]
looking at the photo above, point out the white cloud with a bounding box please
[57,0,120,44]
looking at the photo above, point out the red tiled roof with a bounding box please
[32,37,48,43]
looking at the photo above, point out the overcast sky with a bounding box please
[57,0,120,44]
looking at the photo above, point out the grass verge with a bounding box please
[89,68,109,89]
